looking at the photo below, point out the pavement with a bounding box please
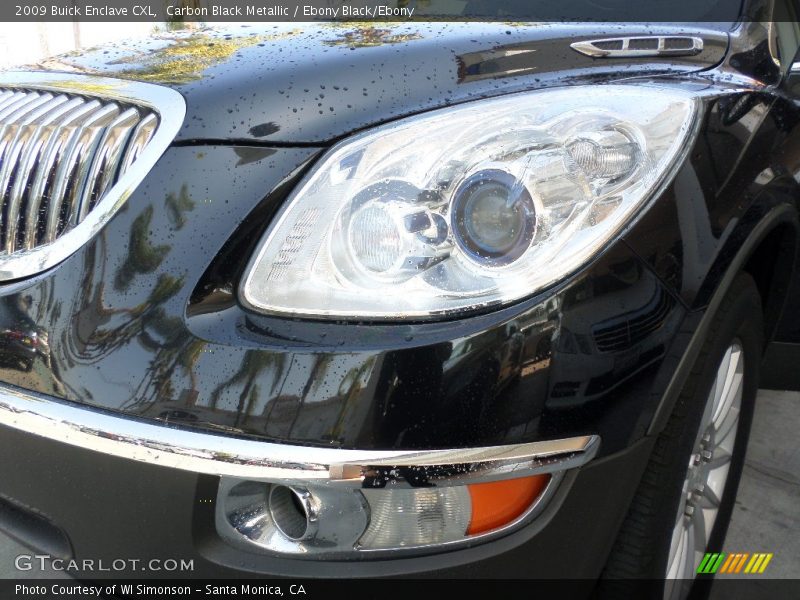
[0,390,797,580]
[718,390,799,578]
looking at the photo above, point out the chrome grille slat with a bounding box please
[46,102,120,238]
[2,95,73,252]
[120,113,158,174]
[0,73,183,281]
[0,87,162,253]
[0,94,45,169]
[11,97,86,251]
[0,93,58,244]
[1,93,55,128]
[0,92,39,121]
[25,98,100,250]
[76,107,140,221]
[37,99,103,245]
[0,91,16,111]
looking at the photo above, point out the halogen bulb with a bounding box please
[567,131,639,183]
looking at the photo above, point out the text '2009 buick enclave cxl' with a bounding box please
[1,1,800,595]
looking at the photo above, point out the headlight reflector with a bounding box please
[242,85,697,320]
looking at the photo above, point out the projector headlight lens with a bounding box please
[241,85,697,320]
[452,169,536,265]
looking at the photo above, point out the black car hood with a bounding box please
[29,22,729,144]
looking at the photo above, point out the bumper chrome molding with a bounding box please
[0,384,599,487]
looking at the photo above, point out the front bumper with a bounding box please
[0,411,652,579]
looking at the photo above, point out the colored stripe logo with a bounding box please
[697,552,773,574]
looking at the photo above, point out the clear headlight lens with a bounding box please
[241,85,697,320]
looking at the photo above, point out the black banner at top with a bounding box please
[2,0,750,23]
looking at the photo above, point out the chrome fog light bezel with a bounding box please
[216,475,567,559]
[216,479,371,558]
[213,435,599,559]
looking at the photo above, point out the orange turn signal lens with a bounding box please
[466,474,550,535]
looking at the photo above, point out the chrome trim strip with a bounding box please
[0,72,185,280]
[0,383,599,487]
[571,36,704,59]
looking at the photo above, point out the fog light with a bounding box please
[217,474,552,557]
[217,480,369,556]
[358,486,472,549]
[268,486,315,541]
[214,436,598,558]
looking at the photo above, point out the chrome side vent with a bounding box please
[0,73,185,281]
[571,36,704,59]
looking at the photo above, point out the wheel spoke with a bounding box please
[714,405,740,447]
[708,447,732,470]
[713,346,741,425]
[698,485,721,509]
[666,520,686,579]
[683,519,696,579]
[667,514,686,568]
[706,378,719,423]
[711,346,732,415]
[714,372,742,430]
[692,506,707,554]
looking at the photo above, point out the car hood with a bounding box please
[27,22,729,144]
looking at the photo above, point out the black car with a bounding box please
[0,1,799,595]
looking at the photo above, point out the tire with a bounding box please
[601,273,763,598]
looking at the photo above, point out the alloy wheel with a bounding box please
[664,341,744,597]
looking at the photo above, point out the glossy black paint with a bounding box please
[0,139,686,456]
[622,18,800,334]
[33,22,728,144]
[2,16,800,457]
[0,79,793,457]
[2,0,800,580]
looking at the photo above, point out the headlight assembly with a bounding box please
[241,85,697,320]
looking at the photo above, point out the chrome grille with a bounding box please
[0,89,157,253]
[0,72,184,281]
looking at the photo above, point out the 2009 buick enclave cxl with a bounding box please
[0,1,799,595]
